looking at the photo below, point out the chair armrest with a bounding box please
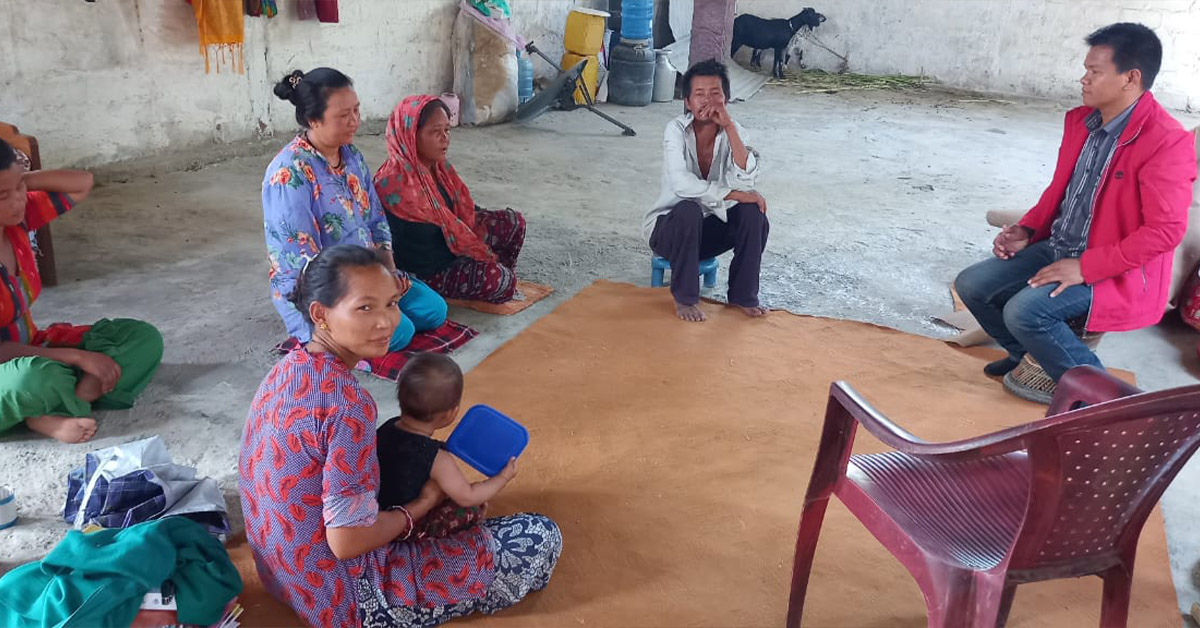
[829,382,929,450]
[831,382,1037,459]
[1046,365,1142,416]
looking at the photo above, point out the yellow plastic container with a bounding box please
[561,52,600,104]
[563,8,610,56]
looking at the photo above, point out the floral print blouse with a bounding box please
[262,134,393,342]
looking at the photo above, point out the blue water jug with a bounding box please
[517,51,534,104]
[620,0,653,43]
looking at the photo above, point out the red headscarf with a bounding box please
[373,95,496,263]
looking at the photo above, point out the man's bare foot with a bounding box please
[735,305,769,318]
[675,302,707,322]
[25,415,97,444]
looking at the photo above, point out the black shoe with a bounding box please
[984,357,1021,377]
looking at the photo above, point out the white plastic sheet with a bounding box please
[453,0,520,126]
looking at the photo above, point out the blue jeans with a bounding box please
[390,277,448,351]
[955,241,1101,381]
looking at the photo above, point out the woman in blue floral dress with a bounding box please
[263,67,447,350]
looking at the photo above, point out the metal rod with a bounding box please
[578,58,598,107]
[525,43,563,73]
[583,104,637,136]
[576,59,636,136]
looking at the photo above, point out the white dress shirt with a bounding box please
[643,112,761,241]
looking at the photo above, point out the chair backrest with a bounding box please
[0,122,41,170]
[1008,385,1200,572]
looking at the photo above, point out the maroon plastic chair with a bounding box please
[786,366,1200,628]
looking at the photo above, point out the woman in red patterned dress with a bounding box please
[238,244,561,627]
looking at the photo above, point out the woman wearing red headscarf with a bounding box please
[373,96,526,304]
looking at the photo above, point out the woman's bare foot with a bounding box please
[735,304,769,318]
[25,415,97,444]
[675,302,707,322]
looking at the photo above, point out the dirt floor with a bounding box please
[7,84,1200,617]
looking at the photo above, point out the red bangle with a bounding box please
[391,505,414,540]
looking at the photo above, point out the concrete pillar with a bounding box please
[688,0,736,68]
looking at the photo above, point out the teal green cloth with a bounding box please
[0,517,242,628]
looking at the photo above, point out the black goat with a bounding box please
[731,8,826,79]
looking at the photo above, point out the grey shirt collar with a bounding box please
[1084,97,1139,135]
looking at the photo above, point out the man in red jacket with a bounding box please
[956,22,1196,397]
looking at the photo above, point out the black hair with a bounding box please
[682,58,731,104]
[273,67,354,128]
[397,352,464,423]
[0,139,14,171]
[418,99,452,129]
[1085,23,1162,91]
[288,244,389,325]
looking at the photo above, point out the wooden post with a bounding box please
[688,0,736,69]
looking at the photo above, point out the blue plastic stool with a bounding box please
[650,256,719,288]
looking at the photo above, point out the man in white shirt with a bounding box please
[645,59,769,322]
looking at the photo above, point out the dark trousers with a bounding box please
[649,200,769,307]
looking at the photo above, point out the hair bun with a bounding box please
[273,70,305,102]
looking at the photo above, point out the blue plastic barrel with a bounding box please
[517,51,534,105]
[620,0,653,42]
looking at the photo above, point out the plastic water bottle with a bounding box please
[518,51,534,105]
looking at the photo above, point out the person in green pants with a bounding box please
[0,139,163,443]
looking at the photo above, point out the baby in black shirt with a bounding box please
[376,352,517,539]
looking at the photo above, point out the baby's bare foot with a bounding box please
[675,302,707,322]
[25,415,98,444]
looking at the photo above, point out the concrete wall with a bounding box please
[738,0,1200,111]
[11,0,1197,167]
[1,0,601,167]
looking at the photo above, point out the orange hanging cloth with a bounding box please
[190,0,245,73]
